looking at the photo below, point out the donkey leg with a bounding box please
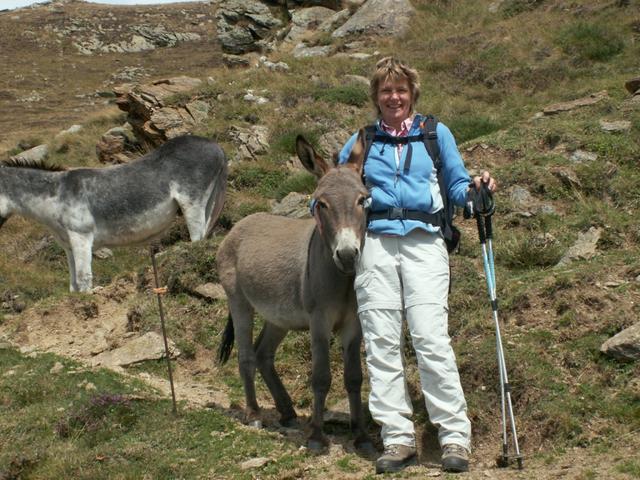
[180,203,208,241]
[62,245,78,292]
[341,321,375,456]
[308,323,332,453]
[228,295,261,427]
[67,232,93,292]
[254,323,297,427]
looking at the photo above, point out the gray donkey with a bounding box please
[0,135,227,292]
[217,132,374,455]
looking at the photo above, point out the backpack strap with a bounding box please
[422,115,459,252]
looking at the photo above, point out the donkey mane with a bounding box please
[1,157,67,172]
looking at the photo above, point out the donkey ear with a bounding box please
[344,129,366,176]
[296,135,331,179]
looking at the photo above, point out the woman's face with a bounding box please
[377,76,412,129]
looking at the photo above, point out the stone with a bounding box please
[55,124,83,137]
[193,283,226,301]
[599,120,632,133]
[332,0,414,39]
[292,43,332,58]
[542,90,608,115]
[600,322,640,361]
[216,0,283,54]
[228,125,270,161]
[624,76,640,95]
[556,227,601,267]
[569,149,598,163]
[284,6,336,44]
[271,192,311,219]
[240,457,270,470]
[90,332,180,368]
[11,144,48,163]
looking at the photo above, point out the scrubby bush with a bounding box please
[557,22,624,62]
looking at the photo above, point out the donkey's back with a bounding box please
[217,212,355,332]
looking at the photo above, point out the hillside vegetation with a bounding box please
[1,0,639,479]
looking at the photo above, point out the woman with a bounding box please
[337,57,496,474]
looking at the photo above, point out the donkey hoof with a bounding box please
[307,438,328,454]
[247,419,263,429]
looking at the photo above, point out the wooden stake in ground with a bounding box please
[150,245,178,414]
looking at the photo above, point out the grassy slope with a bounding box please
[1,0,640,477]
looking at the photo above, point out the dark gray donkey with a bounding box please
[217,131,374,454]
[0,135,227,292]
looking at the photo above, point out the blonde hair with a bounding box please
[369,56,421,117]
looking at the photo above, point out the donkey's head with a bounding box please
[296,131,369,274]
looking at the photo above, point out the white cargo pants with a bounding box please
[355,229,471,450]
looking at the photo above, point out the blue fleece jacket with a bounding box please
[338,114,471,236]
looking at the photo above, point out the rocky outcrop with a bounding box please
[114,76,208,147]
[216,0,283,54]
[331,0,414,38]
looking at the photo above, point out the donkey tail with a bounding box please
[204,155,228,238]
[217,314,235,365]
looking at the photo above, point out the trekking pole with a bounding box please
[467,183,523,470]
[150,245,178,414]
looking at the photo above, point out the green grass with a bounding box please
[0,347,306,480]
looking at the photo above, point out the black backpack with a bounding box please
[362,115,461,253]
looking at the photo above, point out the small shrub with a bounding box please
[448,115,504,143]
[557,22,624,62]
[498,232,563,269]
[230,165,289,197]
[312,85,369,107]
[501,0,546,17]
[275,172,316,200]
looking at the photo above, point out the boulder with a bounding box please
[11,144,48,163]
[331,0,414,39]
[284,6,337,44]
[114,76,206,147]
[216,0,283,54]
[228,125,270,161]
[556,227,601,267]
[600,322,640,362]
[624,76,640,95]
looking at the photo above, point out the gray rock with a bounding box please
[90,332,180,368]
[259,56,290,72]
[332,0,414,39]
[543,90,609,115]
[193,283,227,301]
[556,227,601,267]
[216,0,283,54]
[600,322,640,362]
[292,43,332,58]
[222,53,252,68]
[284,6,336,44]
[271,192,311,219]
[229,125,270,161]
[12,144,48,163]
[55,124,83,137]
[599,119,632,133]
[509,186,533,208]
[240,457,270,470]
[569,149,598,163]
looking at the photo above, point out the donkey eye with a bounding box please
[317,200,328,209]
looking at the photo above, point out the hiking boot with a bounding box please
[441,443,469,473]
[375,444,417,474]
